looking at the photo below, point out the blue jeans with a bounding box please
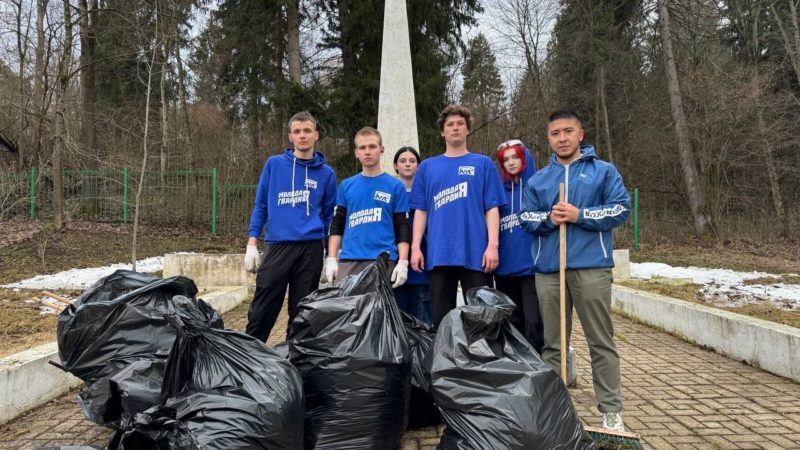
[393,283,432,325]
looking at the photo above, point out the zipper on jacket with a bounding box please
[534,236,542,266]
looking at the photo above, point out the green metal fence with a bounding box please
[0,167,238,235]
[1,167,641,248]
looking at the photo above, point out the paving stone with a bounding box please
[2,303,800,449]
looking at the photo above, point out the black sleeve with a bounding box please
[329,205,347,236]
[393,212,410,244]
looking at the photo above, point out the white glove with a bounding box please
[391,260,409,288]
[325,256,339,284]
[244,244,260,273]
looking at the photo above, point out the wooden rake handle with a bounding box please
[559,183,568,386]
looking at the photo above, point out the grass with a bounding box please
[0,223,242,285]
[0,222,245,357]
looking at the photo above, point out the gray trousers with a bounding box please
[535,268,623,413]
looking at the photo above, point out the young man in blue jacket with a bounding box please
[243,111,337,342]
[520,110,630,432]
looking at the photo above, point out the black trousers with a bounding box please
[429,266,492,327]
[494,274,544,354]
[245,240,323,342]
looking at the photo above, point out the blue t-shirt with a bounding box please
[409,153,506,271]
[406,207,429,284]
[337,172,409,261]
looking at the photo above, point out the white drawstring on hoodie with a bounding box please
[290,155,311,216]
[509,177,522,233]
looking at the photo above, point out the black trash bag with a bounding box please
[56,270,222,427]
[401,311,442,429]
[272,341,290,360]
[111,323,305,450]
[289,255,411,449]
[429,287,595,450]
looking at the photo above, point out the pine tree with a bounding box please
[460,33,505,154]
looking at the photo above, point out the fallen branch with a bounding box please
[38,297,67,313]
[42,290,73,304]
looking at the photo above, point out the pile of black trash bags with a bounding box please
[56,259,595,449]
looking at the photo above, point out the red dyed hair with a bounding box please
[496,140,527,183]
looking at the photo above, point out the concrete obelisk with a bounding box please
[378,0,419,174]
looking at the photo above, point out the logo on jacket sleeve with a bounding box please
[458,166,475,176]
[374,191,391,203]
[583,204,627,220]
[520,211,549,222]
[305,178,318,189]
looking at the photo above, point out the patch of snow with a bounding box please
[631,262,800,310]
[0,257,164,290]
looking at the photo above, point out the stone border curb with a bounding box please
[612,284,800,383]
[0,286,248,426]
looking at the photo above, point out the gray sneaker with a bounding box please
[602,412,625,432]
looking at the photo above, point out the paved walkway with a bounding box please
[2,300,800,449]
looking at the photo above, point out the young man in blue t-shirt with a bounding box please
[325,127,411,287]
[410,104,506,326]
[243,111,338,342]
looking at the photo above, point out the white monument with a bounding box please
[378,0,419,174]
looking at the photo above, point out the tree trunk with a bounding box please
[288,0,301,83]
[159,30,168,188]
[31,0,48,167]
[77,0,98,162]
[658,0,713,237]
[598,65,614,164]
[78,0,99,214]
[133,3,160,271]
[338,0,355,77]
[173,36,192,167]
[54,0,74,230]
[770,1,800,86]
[14,0,30,170]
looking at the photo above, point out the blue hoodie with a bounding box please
[520,145,629,274]
[248,149,337,243]
[496,147,537,277]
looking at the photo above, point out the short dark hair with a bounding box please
[288,111,318,130]
[393,147,421,173]
[438,104,473,131]
[548,110,582,127]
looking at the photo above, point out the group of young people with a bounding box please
[242,104,631,433]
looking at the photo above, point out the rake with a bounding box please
[558,183,643,449]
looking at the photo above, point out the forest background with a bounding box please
[0,0,798,244]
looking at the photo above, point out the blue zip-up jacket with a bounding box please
[248,149,337,243]
[520,145,629,274]
[496,147,537,277]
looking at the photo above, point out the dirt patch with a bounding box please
[0,220,242,285]
[0,289,77,358]
[630,241,800,274]
[618,279,800,328]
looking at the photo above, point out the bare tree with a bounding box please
[658,0,713,236]
[77,0,97,159]
[769,0,800,87]
[53,0,74,230]
[30,0,48,167]
[12,0,33,170]
[132,3,160,271]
